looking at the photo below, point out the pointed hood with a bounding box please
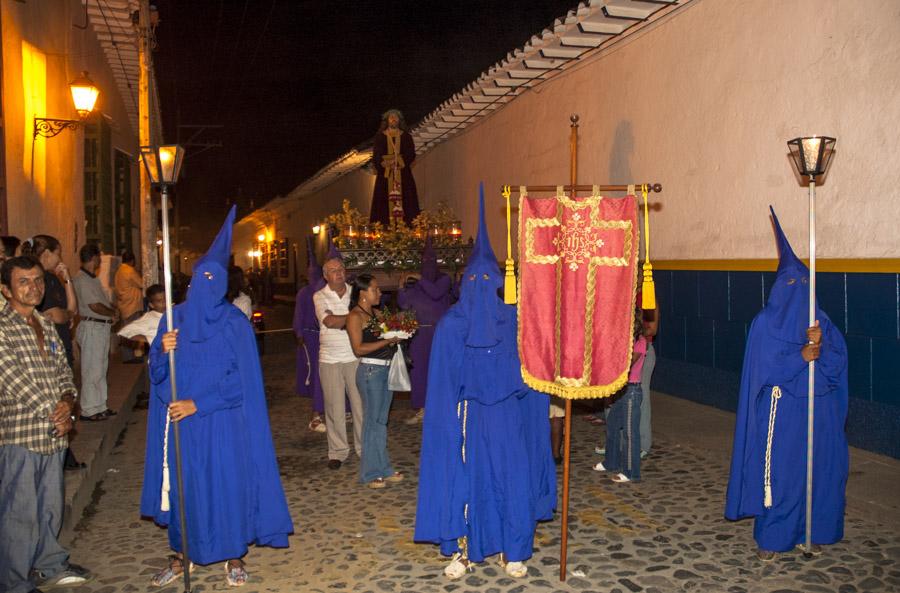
[183,206,235,342]
[457,183,504,347]
[765,206,817,343]
[327,239,343,262]
[420,235,439,282]
[306,236,323,284]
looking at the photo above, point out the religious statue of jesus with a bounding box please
[370,109,421,225]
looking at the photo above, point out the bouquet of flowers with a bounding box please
[366,308,418,340]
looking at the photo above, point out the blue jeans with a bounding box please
[356,363,395,483]
[605,383,643,481]
[0,446,69,593]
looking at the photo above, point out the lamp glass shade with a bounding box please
[257,233,266,242]
[69,72,100,118]
[139,147,161,184]
[158,145,185,184]
[787,136,836,177]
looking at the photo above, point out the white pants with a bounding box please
[76,321,110,416]
[319,360,364,461]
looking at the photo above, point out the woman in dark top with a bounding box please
[346,273,403,489]
[24,235,77,365]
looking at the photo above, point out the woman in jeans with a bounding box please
[346,274,403,489]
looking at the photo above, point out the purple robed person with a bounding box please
[293,237,326,414]
[398,237,451,411]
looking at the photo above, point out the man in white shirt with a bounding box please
[313,257,364,469]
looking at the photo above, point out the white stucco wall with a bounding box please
[414,0,900,260]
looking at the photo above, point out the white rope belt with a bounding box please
[160,411,172,511]
[764,386,783,509]
[302,343,312,386]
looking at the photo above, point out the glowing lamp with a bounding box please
[140,145,185,186]
[257,233,266,242]
[312,224,321,234]
[787,136,835,179]
[69,72,100,118]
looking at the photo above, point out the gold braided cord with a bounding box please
[524,217,560,264]
[522,366,628,399]
[554,196,563,380]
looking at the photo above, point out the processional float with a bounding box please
[503,115,661,581]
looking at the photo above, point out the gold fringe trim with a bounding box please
[521,366,629,400]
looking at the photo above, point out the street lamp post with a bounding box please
[140,144,192,593]
[786,135,836,557]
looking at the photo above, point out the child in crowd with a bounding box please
[117,284,166,352]
[593,309,647,482]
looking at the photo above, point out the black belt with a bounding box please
[82,316,113,324]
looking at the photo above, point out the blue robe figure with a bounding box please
[397,236,452,411]
[293,237,326,414]
[725,207,848,554]
[414,185,556,577]
[141,206,293,568]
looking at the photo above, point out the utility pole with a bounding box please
[138,0,158,285]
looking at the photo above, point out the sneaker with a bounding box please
[40,563,92,588]
[308,415,326,433]
[640,450,648,459]
[594,446,606,455]
[404,408,425,425]
[592,461,607,472]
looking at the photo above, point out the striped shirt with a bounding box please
[0,303,77,454]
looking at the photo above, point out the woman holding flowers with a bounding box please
[346,274,409,489]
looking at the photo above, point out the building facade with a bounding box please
[235,0,900,457]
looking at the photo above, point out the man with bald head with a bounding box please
[313,257,364,470]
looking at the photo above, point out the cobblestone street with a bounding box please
[64,330,900,593]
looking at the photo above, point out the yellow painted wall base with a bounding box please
[654,259,900,274]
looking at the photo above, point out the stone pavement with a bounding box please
[62,333,900,593]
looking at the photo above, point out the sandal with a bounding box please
[611,473,631,483]
[225,560,248,587]
[367,478,386,489]
[384,472,404,483]
[150,556,193,587]
[497,554,528,578]
[443,553,472,579]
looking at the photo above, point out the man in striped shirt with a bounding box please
[0,256,92,593]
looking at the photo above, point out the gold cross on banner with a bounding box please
[523,187,633,386]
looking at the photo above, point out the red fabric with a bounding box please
[518,194,639,399]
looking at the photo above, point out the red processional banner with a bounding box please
[518,190,639,399]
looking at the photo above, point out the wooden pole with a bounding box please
[559,114,579,582]
[138,0,158,286]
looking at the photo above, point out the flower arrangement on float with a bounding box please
[366,308,418,340]
[322,200,467,271]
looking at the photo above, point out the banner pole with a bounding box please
[559,114,579,581]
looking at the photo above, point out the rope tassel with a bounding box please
[503,185,517,304]
[764,386,783,508]
[640,184,656,310]
[160,412,172,512]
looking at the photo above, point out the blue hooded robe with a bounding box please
[414,185,556,563]
[140,206,294,564]
[725,207,848,552]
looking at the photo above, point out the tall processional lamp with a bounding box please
[786,135,835,556]
[140,144,192,593]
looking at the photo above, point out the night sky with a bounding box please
[153,0,577,249]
